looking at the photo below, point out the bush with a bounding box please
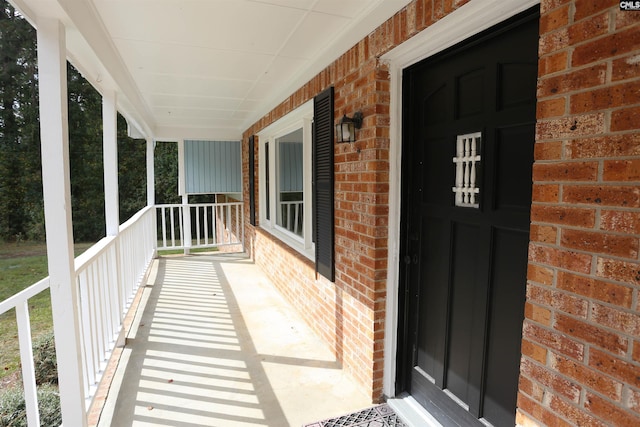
[32,331,58,386]
[0,385,61,427]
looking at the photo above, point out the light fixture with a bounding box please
[335,111,363,143]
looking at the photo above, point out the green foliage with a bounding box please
[154,142,180,205]
[0,385,61,427]
[0,0,179,243]
[32,331,57,386]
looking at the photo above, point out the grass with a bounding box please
[0,241,92,385]
[0,241,217,385]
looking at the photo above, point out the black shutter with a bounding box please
[248,135,256,226]
[313,87,335,281]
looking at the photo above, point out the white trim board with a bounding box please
[381,0,541,399]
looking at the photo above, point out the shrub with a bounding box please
[32,331,58,386]
[0,385,61,427]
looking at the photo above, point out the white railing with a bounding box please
[279,200,303,236]
[0,202,243,425]
[156,202,244,251]
[74,205,156,402]
[0,277,51,426]
[0,205,157,426]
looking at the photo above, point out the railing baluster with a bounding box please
[16,301,40,427]
[161,206,167,248]
[195,205,201,246]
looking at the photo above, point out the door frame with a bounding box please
[381,0,540,399]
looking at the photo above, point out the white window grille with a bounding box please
[452,132,481,208]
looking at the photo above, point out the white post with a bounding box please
[147,138,155,206]
[147,138,158,257]
[103,90,119,237]
[177,140,191,254]
[37,18,88,427]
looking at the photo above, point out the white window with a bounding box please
[258,100,314,259]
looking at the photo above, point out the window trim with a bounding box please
[258,100,314,260]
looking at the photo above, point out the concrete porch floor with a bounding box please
[95,252,373,427]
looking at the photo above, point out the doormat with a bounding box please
[303,404,408,427]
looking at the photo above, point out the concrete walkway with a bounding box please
[97,253,372,427]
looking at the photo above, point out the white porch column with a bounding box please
[103,89,119,236]
[37,18,88,427]
[177,140,192,254]
[146,138,155,206]
[147,138,158,257]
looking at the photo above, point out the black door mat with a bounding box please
[303,403,408,427]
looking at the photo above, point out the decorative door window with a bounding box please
[452,132,481,208]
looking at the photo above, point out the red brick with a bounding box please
[634,341,640,363]
[612,53,640,81]
[520,356,582,400]
[601,210,640,235]
[518,393,573,427]
[527,263,555,286]
[561,228,639,258]
[585,392,640,427]
[615,7,640,30]
[569,11,611,44]
[540,0,573,15]
[589,348,640,388]
[563,185,640,207]
[523,322,585,362]
[534,141,564,159]
[530,224,558,244]
[574,0,616,21]
[573,25,640,67]
[537,98,566,119]
[533,161,598,181]
[557,271,634,308]
[525,300,553,327]
[528,283,589,318]
[551,354,622,401]
[629,387,640,416]
[539,27,570,56]
[604,159,640,181]
[596,257,640,286]
[541,4,570,33]
[548,394,609,427]
[591,302,640,335]
[538,64,607,97]
[536,113,606,140]
[539,51,570,75]
[566,134,640,158]
[570,81,640,114]
[612,105,640,132]
[530,205,596,227]
[529,243,593,273]
[532,184,561,203]
[522,337,549,363]
[555,313,629,356]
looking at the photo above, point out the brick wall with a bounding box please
[241,0,640,421]
[519,1,640,426]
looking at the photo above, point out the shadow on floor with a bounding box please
[100,253,370,427]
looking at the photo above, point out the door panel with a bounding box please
[399,7,539,427]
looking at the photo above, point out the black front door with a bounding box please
[398,8,539,427]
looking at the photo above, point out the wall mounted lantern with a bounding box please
[335,111,363,143]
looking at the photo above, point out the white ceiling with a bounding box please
[11,0,411,141]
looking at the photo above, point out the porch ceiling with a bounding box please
[10,0,411,141]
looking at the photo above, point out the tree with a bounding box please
[0,0,179,243]
[0,2,40,241]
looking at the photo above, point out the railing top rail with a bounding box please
[155,202,242,208]
[74,235,116,273]
[0,277,50,316]
[120,205,154,232]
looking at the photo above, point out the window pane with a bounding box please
[277,128,303,236]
